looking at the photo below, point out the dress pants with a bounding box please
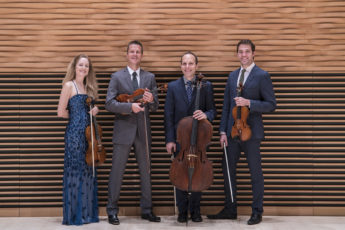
[176,188,201,214]
[106,130,152,215]
[222,138,264,215]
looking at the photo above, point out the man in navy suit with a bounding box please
[207,39,276,225]
[164,51,216,223]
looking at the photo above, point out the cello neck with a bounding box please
[190,76,203,146]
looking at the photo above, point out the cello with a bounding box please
[85,97,106,176]
[169,73,214,192]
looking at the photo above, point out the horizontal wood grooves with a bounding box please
[1,73,345,211]
[1,0,345,73]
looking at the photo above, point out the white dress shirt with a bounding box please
[127,66,141,86]
[237,62,255,87]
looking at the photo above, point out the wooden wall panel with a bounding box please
[1,0,345,217]
[0,0,345,73]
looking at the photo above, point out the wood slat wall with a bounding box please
[1,0,345,217]
[1,72,345,217]
[0,0,345,73]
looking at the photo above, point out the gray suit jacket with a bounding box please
[105,67,159,145]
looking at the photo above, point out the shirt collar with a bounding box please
[183,76,196,84]
[127,66,140,77]
[241,62,255,73]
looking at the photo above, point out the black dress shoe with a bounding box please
[191,211,203,222]
[108,214,120,225]
[177,212,187,223]
[141,212,161,222]
[247,213,262,225]
[207,208,237,219]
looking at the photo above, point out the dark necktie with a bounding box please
[186,80,193,103]
[132,72,139,90]
[239,68,246,86]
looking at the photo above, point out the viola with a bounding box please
[85,97,106,171]
[231,84,252,141]
[169,73,214,192]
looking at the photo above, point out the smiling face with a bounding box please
[126,44,143,69]
[75,57,89,79]
[237,44,255,68]
[181,53,198,80]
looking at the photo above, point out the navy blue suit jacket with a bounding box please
[219,65,276,140]
[164,76,217,144]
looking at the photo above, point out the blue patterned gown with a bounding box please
[62,94,99,225]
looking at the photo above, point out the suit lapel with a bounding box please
[122,68,134,92]
[231,68,240,94]
[243,65,257,88]
[177,77,190,105]
[139,69,145,89]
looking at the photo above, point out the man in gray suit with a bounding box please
[105,40,160,225]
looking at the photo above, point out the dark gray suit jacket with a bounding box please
[105,67,159,145]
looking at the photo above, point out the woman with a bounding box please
[57,54,99,225]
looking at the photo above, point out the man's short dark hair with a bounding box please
[127,40,144,54]
[180,51,198,64]
[237,39,255,53]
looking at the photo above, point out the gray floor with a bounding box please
[0,215,344,230]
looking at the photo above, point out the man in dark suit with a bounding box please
[164,51,216,223]
[105,40,160,225]
[207,39,276,225]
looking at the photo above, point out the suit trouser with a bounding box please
[222,138,264,215]
[106,131,152,215]
[176,188,201,214]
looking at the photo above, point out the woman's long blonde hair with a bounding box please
[62,54,98,99]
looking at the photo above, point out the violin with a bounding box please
[231,83,252,141]
[116,88,146,103]
[85,97,106,172]
[116,84,168,103]
[169,73,213,192]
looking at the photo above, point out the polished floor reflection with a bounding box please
[0,215,344,230]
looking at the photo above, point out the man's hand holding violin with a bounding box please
[131,88,153,113]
